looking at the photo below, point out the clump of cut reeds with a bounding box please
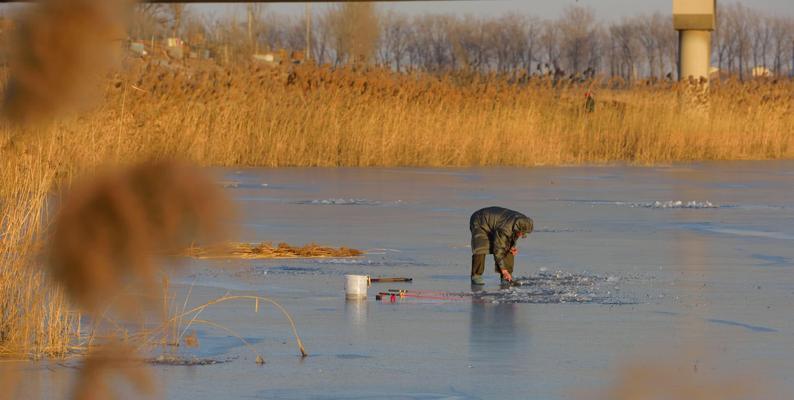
[185,242,364,259]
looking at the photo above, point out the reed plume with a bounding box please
[48,160,230,313]
[3,0,128,123]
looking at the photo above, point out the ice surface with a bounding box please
[17,162,794,400]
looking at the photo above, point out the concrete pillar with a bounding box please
[673,0,716,83]
[678,30,711,81]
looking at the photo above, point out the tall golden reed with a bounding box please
[0,0,133,361]
[91,62,792,167]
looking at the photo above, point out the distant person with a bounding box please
[469,207,534,286]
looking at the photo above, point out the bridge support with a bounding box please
[673,0,716,84]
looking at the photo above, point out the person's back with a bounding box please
[469,207,533,285]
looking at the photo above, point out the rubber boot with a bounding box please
[471,275,485,285]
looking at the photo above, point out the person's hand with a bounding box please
[500,269,513,282]
[510,247,518,256]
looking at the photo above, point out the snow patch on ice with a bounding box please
[477,270,633,305]
[603,200,720,209]
[636,200,719,209]
[292,198,404,206]
[313,258,427,267]
[560,199,725,209]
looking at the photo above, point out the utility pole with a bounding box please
[305,3,312,61]
[247,5,254,54]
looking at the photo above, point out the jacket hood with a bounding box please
[513,217,534,235]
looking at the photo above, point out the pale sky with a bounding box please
[194,0,794,20]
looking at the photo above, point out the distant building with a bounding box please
[166,37,184,60]
[130,41,147,57]
[751,66,771,78]
[252,49,304,66]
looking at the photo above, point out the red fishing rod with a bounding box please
[386,289,471,298]
[375,291,468,302]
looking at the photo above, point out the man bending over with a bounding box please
[469,207,533,285]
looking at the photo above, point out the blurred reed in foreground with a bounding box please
[49,160,229,313]
[3,0,126,124]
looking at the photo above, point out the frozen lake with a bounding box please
[16,162,794,399]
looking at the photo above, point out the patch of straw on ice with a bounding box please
[185,242,364,259]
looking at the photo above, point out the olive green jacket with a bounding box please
[469,207,533,270]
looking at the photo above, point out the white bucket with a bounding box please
[345,274,370,300]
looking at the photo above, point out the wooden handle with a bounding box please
[370,277,412,283]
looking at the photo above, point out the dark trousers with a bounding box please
[471,253,514,276]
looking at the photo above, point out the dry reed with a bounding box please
[585,361,776,400]
[3,0,127,123]
[70,342,154,400]
[48,160,230,313]
[2,60,792,358]
[185,242,364,259]
[53,61,793,168]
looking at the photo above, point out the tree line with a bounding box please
[132,2,794,81]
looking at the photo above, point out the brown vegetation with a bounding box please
[3,0,126,123]
[1,59,792,361]
[586,361,776,400]
[186,242,364,260]
[89,62,794,166]
[49,160,230,313]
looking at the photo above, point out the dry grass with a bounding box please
[582,360,778,400]
[78,61,792,167]
[185,242,364,260]
[1,61,792,360]
[0,59,792,361]
[48,160,230,314]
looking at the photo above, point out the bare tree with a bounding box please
[138,1,792,79]
[723,3,752,79]
[636,15,659,78]
[521,16,542,73]
[749,10,772,72]
[326,3,380,64]
[558,5,597,74]
[130,4,168,41]
[311,10,332,64]
[447,15,490,72]
[246,4,265,53]
[610,18,640,83]
[378,11,411,70]
[167,4,186,38]
[410,15,456,72]
[539,19,560,70]
[490,15,529,74]
[653,14,676,79]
